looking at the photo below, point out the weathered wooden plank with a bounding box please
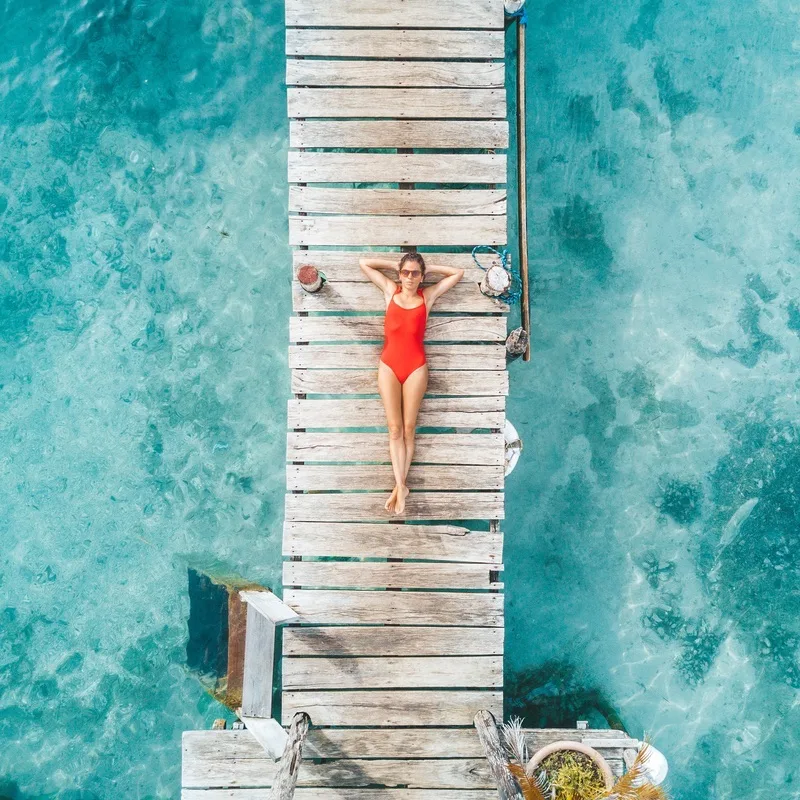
[290,119,509,149]
[291,369,509,396]
[241,589,300,625]
[184,791,499,800]
[288,344,505,371]
[287,397,505,428]
[283,655,503,690]
[288,153,506,185]
[304,727,486,759]
[283,589,504,626]
[284,491,505,522]
[183,730,496,786]
[290,316,506,344]
[292,250,489,284]
[289,189,507,217]
[287,433,505,465]
[283,560,502,590]
[285,0,503,29]
[282,690,503,728]
[240,604,275,719]
[287,60,505,89]
[287,88,506,120]
[283,522,503,563]
[287,464,504,492]
[286,29,505,60]
[292,282,508,314]
[283,626,504,658]
[290,215,506,247]
[241,716,288,760]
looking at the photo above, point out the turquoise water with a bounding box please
[1,1,798,798]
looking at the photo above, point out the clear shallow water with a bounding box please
[1,0,798,798]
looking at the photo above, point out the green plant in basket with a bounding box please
[501,718,669,800]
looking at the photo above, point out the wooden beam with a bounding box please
[267,712,310,800]
[286,432,505,466]
[474,710,522,800]
[289,215,506,247]
[241,590,301,625]
[283,522,503,563]
[287,343,506,371]
[285,0,504,30]
[286,29,505,59]
[282,589,504,626]
[291,369,509,396]
[287,61,505,89]
[288,153,507,185]
[282,690,503,728]
[283,655,503,690]
[241,604,275,719]
[288,189,507,217]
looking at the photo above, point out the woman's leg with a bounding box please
[395,363,428,515]
[378,361,406,511]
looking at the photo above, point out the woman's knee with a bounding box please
[388,424,404,441]
[403,423,416,440]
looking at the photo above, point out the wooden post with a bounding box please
[480,263,511,297]
[297,264,324,293]
[474,710,522,800]
[267,712,311,800]
[516,10,531,361]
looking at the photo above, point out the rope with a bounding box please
[505,4,527,26]
[471,245,522,305]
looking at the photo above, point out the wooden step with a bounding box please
[283,522,503,563]
[290,119,509,149]
[287,432,505,465]
[283,589,504,626]
[287,397,505,428]
[288,153,507,185]
[285,0,504,29]
[292,282,508,314]
[287,60,505,89]
[287,464,504,492]
[290,316,507,344]
[291,369,509,396]
[288,344,506,371]
[283,626,504,657]
[283,560,502,590]
[282,689,502,728]
[283,655,503,690]
[286,29,505,60]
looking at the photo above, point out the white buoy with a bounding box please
[504,419,522,476]
[636,745,669,786]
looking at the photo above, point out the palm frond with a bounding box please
[501,716,529,768]
[509,762,549,800]
[595,743,668,800]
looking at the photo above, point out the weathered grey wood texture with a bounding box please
[183,0,510,795]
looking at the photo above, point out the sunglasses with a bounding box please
[399,268,422,278]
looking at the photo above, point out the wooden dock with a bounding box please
[183,0,512,796]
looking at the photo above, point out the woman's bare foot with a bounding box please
[384,485,398,512]
[394,484,410,515]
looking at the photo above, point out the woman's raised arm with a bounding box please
[421,263,465,305]
[359,257,398,295]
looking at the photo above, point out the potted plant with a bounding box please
[501,719,669,800]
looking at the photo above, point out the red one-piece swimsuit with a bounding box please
[380,285,428,384]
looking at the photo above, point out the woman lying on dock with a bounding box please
[359,255,464,515]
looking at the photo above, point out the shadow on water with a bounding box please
[506,660,626,731]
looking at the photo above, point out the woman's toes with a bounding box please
[384,486,398,512]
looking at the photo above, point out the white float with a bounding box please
[504,419,522,476]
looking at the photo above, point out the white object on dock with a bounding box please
[504,419,522,476]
